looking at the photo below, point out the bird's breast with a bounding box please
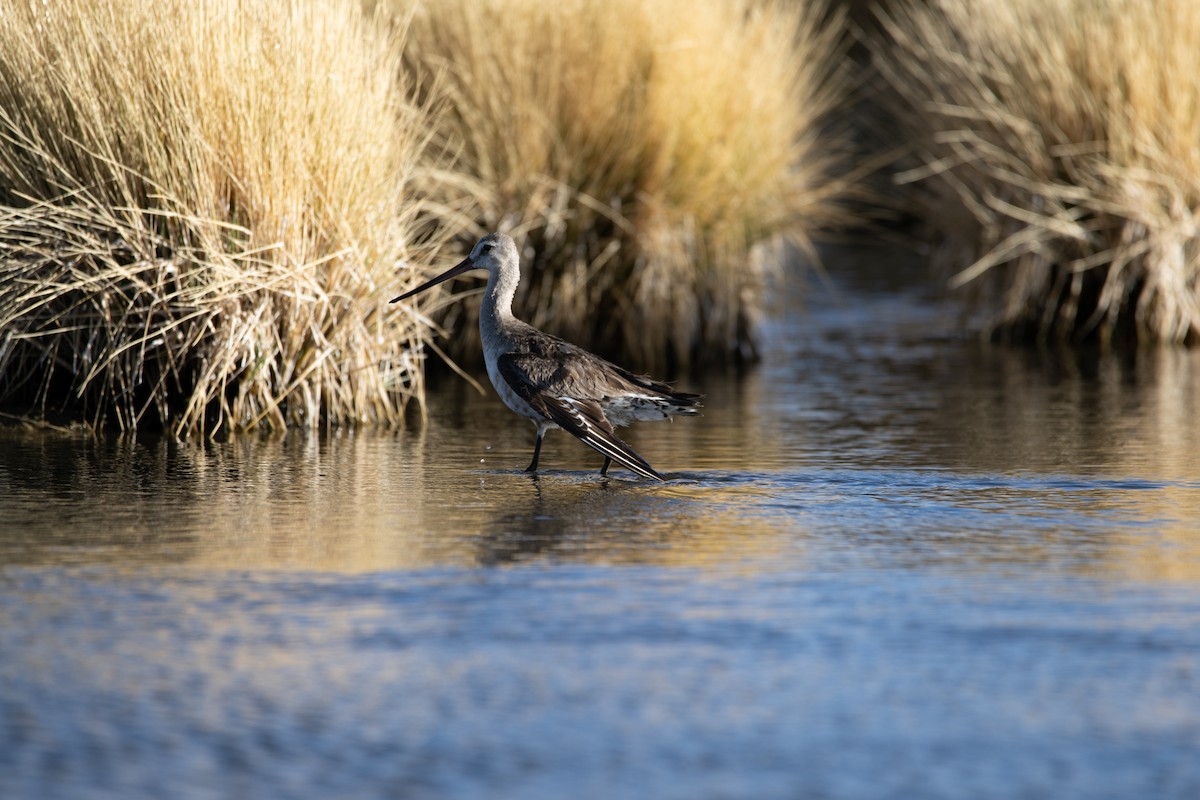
[482,342,550,426]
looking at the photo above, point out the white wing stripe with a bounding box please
[558,397,662,480]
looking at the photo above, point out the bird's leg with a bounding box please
[600,456,612,477]
[525,429,545,473]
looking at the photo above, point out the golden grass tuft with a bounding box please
[399,0,855,369]
[875,0,1200,344]
[0,0,446,434]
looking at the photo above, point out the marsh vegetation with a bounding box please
[0,0,445,434]
[876,0,1200,345]
[398,0,854,369]
[0,0,1197,433]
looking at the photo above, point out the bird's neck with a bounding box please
[480,266,519,332]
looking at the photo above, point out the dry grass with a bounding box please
[399,0,856,369]
[0,0,447,434]
[876,0,1200,344]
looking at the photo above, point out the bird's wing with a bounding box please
[497,351,665,481]
[521,329,702,410]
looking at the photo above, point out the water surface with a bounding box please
[2,248,1199,799]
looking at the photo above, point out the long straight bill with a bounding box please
[390,256,476,303]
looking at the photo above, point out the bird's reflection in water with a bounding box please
[471,473,618,566]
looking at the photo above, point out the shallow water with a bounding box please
[2,249,1199,799]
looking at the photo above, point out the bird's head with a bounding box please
[390,233,516,303]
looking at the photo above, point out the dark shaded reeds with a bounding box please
[874,0,1200,345]
[0,0,447,434]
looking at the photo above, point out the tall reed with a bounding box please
[399,0,854,369]
[876,0,1200,344]
[0,0,445,433]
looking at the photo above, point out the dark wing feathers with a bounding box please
[507,329,702,408]
[539,396,665,482]
[497,348,667,481]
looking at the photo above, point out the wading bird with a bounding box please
[391,233,701,480]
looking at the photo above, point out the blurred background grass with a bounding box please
[872,0,1200,346]
[396,0,856,371]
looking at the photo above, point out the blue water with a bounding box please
[2,249,1199,799]
[3,565,1198,799]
